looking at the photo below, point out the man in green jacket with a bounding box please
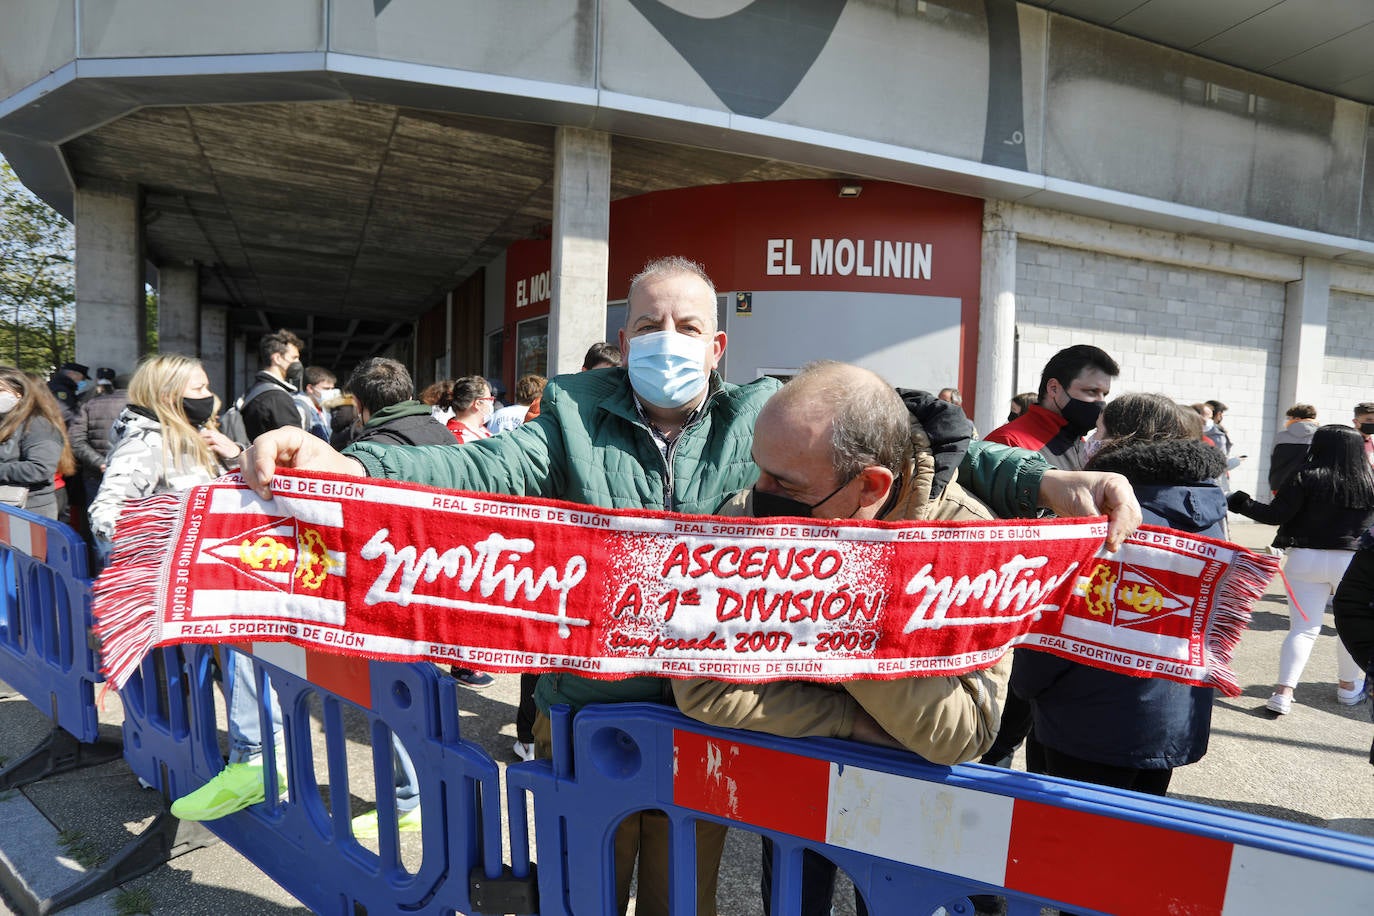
[241,255,1141,915]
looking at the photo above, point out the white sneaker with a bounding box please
[512,740,535,762]
[1265,693,1292,715]
[1337,680,1366,706]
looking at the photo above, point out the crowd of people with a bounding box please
[11,254,1374,915]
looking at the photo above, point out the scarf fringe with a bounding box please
[92,492,183,689]
[1204,547,1281,697]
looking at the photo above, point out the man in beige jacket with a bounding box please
[673,360,1011,916]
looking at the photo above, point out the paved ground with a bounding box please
[1,521,1372,914]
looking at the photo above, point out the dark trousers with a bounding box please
[760,836,869,916]
[1040,746,1173,796]
[978,691,1045,772]
[515,673,539,743]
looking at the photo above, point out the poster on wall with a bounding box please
[517,316,548,378]
[485,330,505,382]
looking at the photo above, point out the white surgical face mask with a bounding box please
[627,330,710,409]
[315,387,339,405]
[0,392,18,414]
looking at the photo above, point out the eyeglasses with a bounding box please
[476,396,495,402]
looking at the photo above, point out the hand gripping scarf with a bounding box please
[94,471,1279,695]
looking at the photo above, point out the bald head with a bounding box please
[765,361,910,480]
[751,362,909,520]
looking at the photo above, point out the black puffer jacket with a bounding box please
[1012,439,1227,769]
[70,389,129,478]
[1268,419,1317,493]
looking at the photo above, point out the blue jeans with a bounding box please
[223,647,284,765]
[222,648,418,812]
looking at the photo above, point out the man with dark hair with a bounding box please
[347,358,456,447]
[1270,404,1318,494]
[1203,398,1236,456]
[294,366,337,441]
[240,329,307,440]
[1354,402,1374,468]
[985,344,1120,470]
[582,341,622,371]
[48,361,89,425]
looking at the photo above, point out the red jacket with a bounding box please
[984,404,1087,470]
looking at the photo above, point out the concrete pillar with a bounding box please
[200,305,229,400]
[975,200,1017,437]
[1278,257,1331,421]
[158,263,200,356]
[232,334,250,399]
[74,184,145,373]
[548,127,611,377]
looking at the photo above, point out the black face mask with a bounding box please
[1007,411,1019,423]
[182,395,216,427]
[1361,422,1374,436]
[285,360,304,385]
[751,476,853,519]
[1058,393,1104,438]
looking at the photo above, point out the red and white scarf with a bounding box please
[94,471,1278,696]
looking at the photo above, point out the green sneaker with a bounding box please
[351,805,422,840]
[170,762,285,821]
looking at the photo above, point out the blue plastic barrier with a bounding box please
[119,644,507,915]
[0,504,122,803]
[508,702,1374,915]
[3,500,1373,915]
[0,504,99,743]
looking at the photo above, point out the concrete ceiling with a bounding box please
[1026,0,1374,106]
[61,102,834,370]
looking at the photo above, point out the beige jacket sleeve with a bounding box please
[843,652,1011,765]
[673,678,860,740]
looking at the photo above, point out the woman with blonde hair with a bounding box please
[89,353,241,548]
[93,354,288,824]
[0,367,76,519]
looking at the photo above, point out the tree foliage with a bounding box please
[0,157,75,372]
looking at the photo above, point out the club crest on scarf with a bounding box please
[203,519,341,593]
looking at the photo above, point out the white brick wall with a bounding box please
[1322,292,1374,426]
[1013,241,1285,495]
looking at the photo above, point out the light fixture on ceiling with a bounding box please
[837,181,863,199]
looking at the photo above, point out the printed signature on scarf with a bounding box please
[360,528,590,637]
[902,555,1080,632]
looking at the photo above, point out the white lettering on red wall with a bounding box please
[516,270,552,308]
[764,238,933,280]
